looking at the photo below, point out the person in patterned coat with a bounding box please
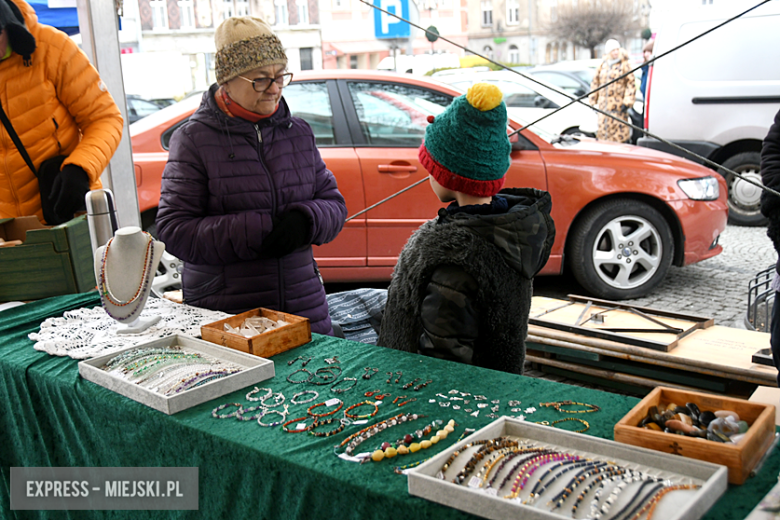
[377,83,555,374]
[589,39,637,143]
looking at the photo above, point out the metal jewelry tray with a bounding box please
[408,417,727,520]
[78,334,275,415]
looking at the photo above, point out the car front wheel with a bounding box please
[718,151,767,227]
[568,199,673,300]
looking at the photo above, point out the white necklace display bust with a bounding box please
[94,226,165,334]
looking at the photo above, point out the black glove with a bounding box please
[262,210,311,258]
[767,217,780,255]
[48,164,90,224]
[620,104,629,113]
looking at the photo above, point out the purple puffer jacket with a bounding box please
[156,85,347,335]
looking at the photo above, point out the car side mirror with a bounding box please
[574,88,586,97]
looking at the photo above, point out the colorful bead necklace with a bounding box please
[99,232,154,307]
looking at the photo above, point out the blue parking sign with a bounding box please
[373,0,410,39]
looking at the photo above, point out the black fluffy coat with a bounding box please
[377,188,555,375]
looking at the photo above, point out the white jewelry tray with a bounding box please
[408,417,728,520]
[78,334,275,415]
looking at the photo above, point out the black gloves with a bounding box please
[620,104,629,113]
[47,164,90,225]
[262,210,311,257]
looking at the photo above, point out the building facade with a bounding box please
[126,0,322,96]
[466,0,649,66]
[318,0,469,69]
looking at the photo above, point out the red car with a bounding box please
[131,70,727,300]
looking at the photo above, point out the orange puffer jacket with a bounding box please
[0,0,123,221]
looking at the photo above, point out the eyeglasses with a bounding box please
[237,72,294,93]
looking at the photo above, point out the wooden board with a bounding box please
[201,308,311,358]
[530,295,712,351]
[614,387,777,485]
[528,296,777,387]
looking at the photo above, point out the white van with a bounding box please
[377,52,461,76]
[638,0,780,225]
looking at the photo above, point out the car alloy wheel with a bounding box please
[718,151,767,227]
[568,199,673,300]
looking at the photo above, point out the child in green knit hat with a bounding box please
[377,83,556,374]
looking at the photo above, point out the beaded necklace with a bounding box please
[99,232,154,307]
[484,448,550,492]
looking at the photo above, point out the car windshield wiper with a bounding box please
[550,134,580,145]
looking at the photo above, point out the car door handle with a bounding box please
[377,164,418,173]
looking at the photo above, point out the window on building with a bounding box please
[297,0,308,24]
[480,0,492,26]
[350,55,358,69]
[483,45,493,60]
[300,47,313,70]
[235,0,249,16]
[222,0,233,19]
[506,0,519,24]
[274,0,288,25]
[150,0,168,28]
[178,0,195,28]
[508,45,519,64]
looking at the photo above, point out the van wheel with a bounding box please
[568,199,673,300]
[718,152,767,227]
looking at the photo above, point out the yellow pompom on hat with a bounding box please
[418,83,511,197]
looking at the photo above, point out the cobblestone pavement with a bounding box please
[533,224,778,330]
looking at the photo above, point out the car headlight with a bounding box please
[677,177,719,201]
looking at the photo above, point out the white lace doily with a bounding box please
[29,297,232,359]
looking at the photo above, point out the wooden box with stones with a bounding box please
[614,387,777,485]
[408,417,727,520]
[78,334,275,415]
[201,308,311,358]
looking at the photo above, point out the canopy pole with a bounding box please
[75,0,141,229]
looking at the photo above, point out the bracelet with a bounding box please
[453,438,520,485]
[287,368,313,384]
[402,378,421,390]
[362,367,379,379]
[634,484,701,520]
[307,399,344,418]
[344,401,379,419]
[330,377,357,393]
[310,366,342,385]
[246,387,273,402]
[309,417,348,437]
[236,405,266,421]
[370,419,453,462]
[397,398,416,407]
[260,392,286,409]
[414,380,432,391]
[257,407,289,428]
[342,413,427,457]
[282,415,318,433]
[540,400,601,413]
[550,417,590,433]
[288,355,313,367]
[211,402,243,419]
[291,390,319,404]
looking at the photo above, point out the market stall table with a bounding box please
[1,292,778,520]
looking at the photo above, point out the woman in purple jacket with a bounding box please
[156,16,347,335]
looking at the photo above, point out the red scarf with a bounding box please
[215,86,278,122]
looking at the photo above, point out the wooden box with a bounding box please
[0,215,94,301]
[614,386,777,484]
[201,307,311,358]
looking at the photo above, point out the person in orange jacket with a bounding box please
[0,0,123,224]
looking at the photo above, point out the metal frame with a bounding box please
[529,294,714,352]
[76,0,141,229]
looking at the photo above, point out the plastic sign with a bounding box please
[374,0,411,39]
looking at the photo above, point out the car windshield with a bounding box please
[571,69,595,85]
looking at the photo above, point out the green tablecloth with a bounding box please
[0,292,777,520]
